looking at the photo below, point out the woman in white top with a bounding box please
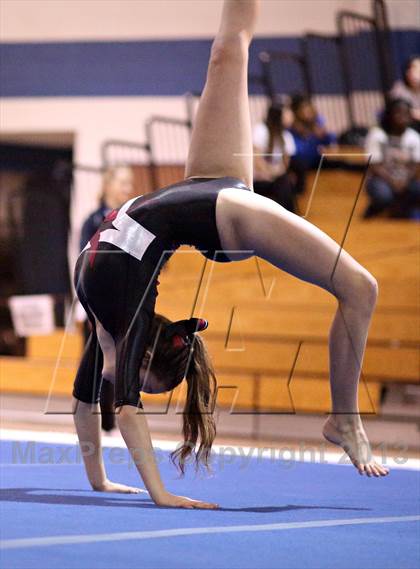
[252,103,297,213]
[389,56,420,132]
[364,98,420,218]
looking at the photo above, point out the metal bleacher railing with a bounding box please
[98,1,395,183]
[302,33,351,136]
[145,116,191,188]
[258,50,310,101]
[372,0,395,92]
[102,118,193,192]
[337,11,386,130]
[101,139,157,192]
[252,0,395,135]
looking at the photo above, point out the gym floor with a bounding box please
[1,426,419,569]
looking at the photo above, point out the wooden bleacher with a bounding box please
[0,169,418,415]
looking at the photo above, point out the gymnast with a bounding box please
[73,0,389,510]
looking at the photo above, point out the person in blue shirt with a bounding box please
[289,94,336,166]
[288,94,336,194]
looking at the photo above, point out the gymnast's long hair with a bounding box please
[143,313,217,475]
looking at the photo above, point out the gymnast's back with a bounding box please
[74,176,250,335]
[122,175,250,257]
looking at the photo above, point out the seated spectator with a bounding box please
[389,56,420,132]
[290,95,336,166]
[252,102,297,212]
[364,98,420,219]
[79,165,135,431]
[288,94,336,194]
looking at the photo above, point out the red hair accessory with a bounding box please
[172,335,187,349]
[165,317,209,348]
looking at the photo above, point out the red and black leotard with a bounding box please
[73,176,251,408]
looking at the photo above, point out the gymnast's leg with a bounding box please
[227,191,389,476]
[185,0,259,188]
[184,0,387,477]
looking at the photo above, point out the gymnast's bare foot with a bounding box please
[323,414,389,477]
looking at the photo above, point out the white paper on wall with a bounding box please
[8,295,55,337]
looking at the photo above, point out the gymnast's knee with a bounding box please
[115,400,144,420]
[72,395,100,416]
[210,33,249,67]
[335,269,379,315]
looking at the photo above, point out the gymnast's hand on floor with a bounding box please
[92,479,145,494]
[153,490,219,509]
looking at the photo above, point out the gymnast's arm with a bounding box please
[116,405,165,501]
[72,397,140,493]
[117,405,218,509]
